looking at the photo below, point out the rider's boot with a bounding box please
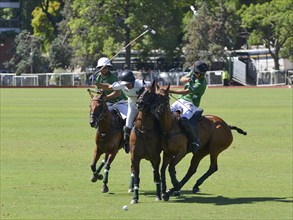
[123,126,131,154]
[179,117,200,154]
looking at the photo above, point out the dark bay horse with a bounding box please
[129,81,162,204]
[154,84,247,201]
[88,89,125,193]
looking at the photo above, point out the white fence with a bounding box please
[256,70,287,86]
[1,70,288,87]
[146,71,223,86]
[0,71,224,87]
[0,73,89,87]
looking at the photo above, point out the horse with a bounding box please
[129,81,162,204]
[154,84,247,201]
[88,89,125,193]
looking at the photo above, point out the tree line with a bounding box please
[2,0,292,74]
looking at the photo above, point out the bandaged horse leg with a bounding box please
[131,160,141,204]
[128,172,135,193]
[168,164,181,191]
[131,177,140,204]
[91,159,105,182]
[101,165,111,193]
[151,161,162,201]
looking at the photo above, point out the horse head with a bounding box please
[136,80,157,113]
[155,83,171,115]
[89,89,107,128]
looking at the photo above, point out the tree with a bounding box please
[183,0,240,68]
[20,0,40,33]
[5,30,44,74]
[240,0,293,70]
[48,36,72,70]
[67,0,190,70]
[31,0,64,51]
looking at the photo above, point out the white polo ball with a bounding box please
[123,205,128,211]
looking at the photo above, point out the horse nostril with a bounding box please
[90,122,96,128]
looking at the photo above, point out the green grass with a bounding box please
[1,87,292,220]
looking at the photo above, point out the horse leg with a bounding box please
[101,153,117,193]
[128,171,135,193]
[178,148,209,191]
[192,153,219,193]
[90,149,103,182]
[150,159,162,201]
[168,152,185,192]
[131,158,140,204]
[161,153,172,201]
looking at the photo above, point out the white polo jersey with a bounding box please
[112,80,150,107]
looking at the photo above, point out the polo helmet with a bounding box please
[96,57,112,68]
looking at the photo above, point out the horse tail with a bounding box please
[229,125,247,136]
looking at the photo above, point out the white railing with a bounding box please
[1,70,287,87]
[0,73,90,87]
[233,58,247,85]
[256,70,286,86]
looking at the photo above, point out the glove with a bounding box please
[189,74,196,83]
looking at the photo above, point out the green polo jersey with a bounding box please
[179,72,207,107]
[95,71,127,102]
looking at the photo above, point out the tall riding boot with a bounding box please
[123,126,131,154]
[179,118,200,154]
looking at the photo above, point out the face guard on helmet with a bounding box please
[193,61,208,74]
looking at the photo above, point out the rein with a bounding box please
[136,88,157,133]
[91,98,112,128]
[169,93,191,110]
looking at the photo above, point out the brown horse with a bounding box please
[88,89,125,193]
[129,82,162,204]
[153,84,247,201]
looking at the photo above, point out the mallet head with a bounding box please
[143,25,156,34]
[190,5,198,16]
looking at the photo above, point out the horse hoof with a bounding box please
[162,193,170,202]
[91,176,98,182]
[155,196,162,201]
[192,187,199,193]
[128,188,134,193]
[131,199,138,204]
[173,191,181,196]
[91,173,103,182]
[101,186,109,193]
[97,174,103,180]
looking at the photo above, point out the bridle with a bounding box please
[136,88,157,113]
[90,95,108,128]
[155,88,170,115]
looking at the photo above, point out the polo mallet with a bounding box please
[190,5,198,17]
[94,25,156,76]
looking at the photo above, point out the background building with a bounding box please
[0,0,21,72]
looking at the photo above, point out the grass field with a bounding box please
[0,87,292,220]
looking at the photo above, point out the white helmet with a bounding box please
[96,57,112,68]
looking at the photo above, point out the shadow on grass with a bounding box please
[141,190,293,205]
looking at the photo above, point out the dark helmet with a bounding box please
[119,70,135,84]
[193,61,208,73]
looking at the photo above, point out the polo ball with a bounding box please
[123,205,128,211]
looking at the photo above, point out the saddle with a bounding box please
[110,108,126,130]
[174,108,204,122]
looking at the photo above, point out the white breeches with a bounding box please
[107,100,128,120]
[170,99,198,120]
[125,105,138,128]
